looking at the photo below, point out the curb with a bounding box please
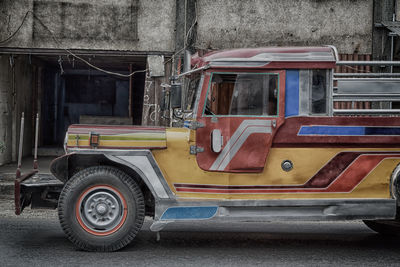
[0,181,14,197]
[0,172,16,198]
[0,173,15,181]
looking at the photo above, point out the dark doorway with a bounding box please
[37,54,146,147]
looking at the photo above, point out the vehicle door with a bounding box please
[195,71,285,173]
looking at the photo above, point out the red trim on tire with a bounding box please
[75,185,128,236]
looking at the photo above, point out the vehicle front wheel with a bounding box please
[58,166,145,251]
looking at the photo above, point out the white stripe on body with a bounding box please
[210,120,272,171]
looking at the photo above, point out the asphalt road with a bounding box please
[1,196,400,267]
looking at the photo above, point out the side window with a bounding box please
[311,70,327,114]
[295,69,332,117]
[205,73,278,116]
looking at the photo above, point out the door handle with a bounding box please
[211,129,223,153]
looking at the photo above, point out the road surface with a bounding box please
[1,196,400,266]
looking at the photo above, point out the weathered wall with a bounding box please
[0,55,33,166]
[196,0,373,54]
[397,0,400,21]
[0,56,13,165]
[0,0,176,52]
[141,59,171,126]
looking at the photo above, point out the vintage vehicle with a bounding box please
[14,46,400,251]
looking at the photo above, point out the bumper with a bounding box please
[15,171,64,215]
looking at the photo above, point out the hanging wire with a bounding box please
[0,11,148,78]
[58,55,64,74]
[0,11,31,45]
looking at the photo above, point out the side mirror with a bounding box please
[170,83,182,109]
[211,129,223,153]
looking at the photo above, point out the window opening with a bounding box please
[311,70,327,114]
[205,73,278,116]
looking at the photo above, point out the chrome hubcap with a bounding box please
[79,188,125,233]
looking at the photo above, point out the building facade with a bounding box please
[0,0,396,165]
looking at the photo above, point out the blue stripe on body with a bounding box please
[298,125,400,136]
[298,126,366,136]
[365,127,400,135]
[285,70,299,118]
[161,206,218,220]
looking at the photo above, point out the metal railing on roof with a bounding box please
[333,60,400,115]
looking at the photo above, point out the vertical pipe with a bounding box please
[11,56,17,162]
[182,50,192,111]
[129,64,133,119]
[390,13,395,73]
[16,112,24,178]
[53,73,58,144]
[33,113,39,170]
[184,50,191,73]
[154,78,158,126]
[391,35,394,73]
[184,0,187,48]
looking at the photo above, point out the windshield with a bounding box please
[204,73,278,116]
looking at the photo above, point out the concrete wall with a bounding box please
[397,0,400,21]
[196,0,373,54]
[0,55,33,166]
[0,56,13,165]
[1,0,374,54]
[0,0,176,52]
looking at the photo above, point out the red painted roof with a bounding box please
[192,47,336,69]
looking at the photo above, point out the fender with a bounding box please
[50,150,175,200]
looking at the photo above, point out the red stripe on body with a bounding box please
[175,154,400,194]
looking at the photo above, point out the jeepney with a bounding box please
[15,46,400,251]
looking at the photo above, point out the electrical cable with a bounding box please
[0,11,30,45]
[0,11,148,78]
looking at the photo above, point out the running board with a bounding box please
[150,199,396,231]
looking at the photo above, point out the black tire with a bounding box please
[58,166,145,252]
[363,220,400,236]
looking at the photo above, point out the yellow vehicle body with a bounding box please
[153,128,399,200]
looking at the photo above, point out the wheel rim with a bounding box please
[76,185,128,236]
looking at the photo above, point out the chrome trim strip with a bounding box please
[103,150,174,200]
[211,51,335,63]
[115,155,170,199]
[151,198,396,231]
[209,61,270,68]
[191,75,204,119]
[337,61,400,66]
[333,109,400,115]
[326,45,339,62]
